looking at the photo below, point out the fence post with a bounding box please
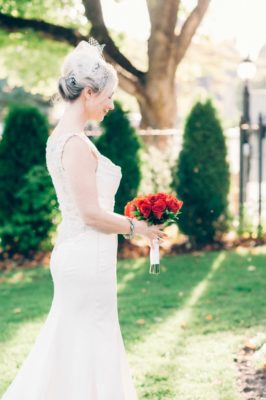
[258,114,266,238]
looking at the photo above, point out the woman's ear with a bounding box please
[84,87,92,100]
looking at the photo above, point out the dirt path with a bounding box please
[236,347,266,400]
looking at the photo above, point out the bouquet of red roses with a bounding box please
[124,192,183,274]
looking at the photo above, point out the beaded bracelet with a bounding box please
[123,217,135,240]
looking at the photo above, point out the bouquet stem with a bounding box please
[149,239,160,275]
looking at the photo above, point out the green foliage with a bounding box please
[0,104,48,221]
[0,165,58,255]
[0,104,56,255]
[96,100,142,216]
[171,99,230,246]
[0,0,86,28]
[0,29,71,96]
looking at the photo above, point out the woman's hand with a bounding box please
[134,220,168,245]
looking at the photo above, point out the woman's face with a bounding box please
[84,86,115,122]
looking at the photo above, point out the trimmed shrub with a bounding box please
[0,104,55,255]
[0,165,57,255]
[171,99,230,246]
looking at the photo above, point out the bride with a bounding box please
[1,39,167,399]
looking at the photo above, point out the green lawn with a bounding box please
[0,246,266,399]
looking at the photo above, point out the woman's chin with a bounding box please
[88,112,106,122]
[86,113,104,122]
[99,113,107,121]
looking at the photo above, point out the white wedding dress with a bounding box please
[1,131,138,400]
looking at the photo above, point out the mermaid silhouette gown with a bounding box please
[1,131,138,400]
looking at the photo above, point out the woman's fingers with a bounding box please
[147,223,169,241]
[157,230,168,238]
[153,231,168,240]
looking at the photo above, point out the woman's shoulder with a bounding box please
[60,132,100,169]
[48,129,84,142]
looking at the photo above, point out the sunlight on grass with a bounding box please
[0,270,35,284]
[128,253,227,399]
[1,248,265,399]
[174,332,243,400]
[185,252,225,309]
[235,245,266,256]
[130,252,225,350]
[0,319,45,392]
[117,258,146,291]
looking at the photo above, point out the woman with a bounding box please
[1,39,167,400]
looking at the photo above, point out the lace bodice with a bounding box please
[45,131,122,247]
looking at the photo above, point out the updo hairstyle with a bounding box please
[58,39,118,102]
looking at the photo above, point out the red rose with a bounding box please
[133,195,146,208]
[176,200,183,212]
[124,201,136,218]
[146,194,158,204]
[166,195,183,213]
[155,192,168,201]
[137,199,152,218]
[152,199,167,219]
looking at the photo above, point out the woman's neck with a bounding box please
[54,101,87,136]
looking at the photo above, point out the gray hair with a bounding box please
[58,41,117,102]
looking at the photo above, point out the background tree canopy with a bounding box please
[0,0,210,128]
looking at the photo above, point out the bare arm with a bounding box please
[61,136,167,241]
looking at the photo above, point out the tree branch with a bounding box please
[116,68,146,100]
[0,8,146,82]
[82,0,145,81]
[0,12,86,45]
[147,0,180,37]
[175,0,210,65]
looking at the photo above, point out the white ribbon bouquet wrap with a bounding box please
[149,237,160,274]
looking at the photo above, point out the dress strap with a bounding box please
[82,133,101,158]
[47,131,100,175]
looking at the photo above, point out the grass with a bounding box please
[0,246,266,399]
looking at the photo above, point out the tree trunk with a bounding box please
[137,76,177,151]
[138,82,177,129]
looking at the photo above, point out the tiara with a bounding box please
[75,37,106,60]
[88,37,106,58]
